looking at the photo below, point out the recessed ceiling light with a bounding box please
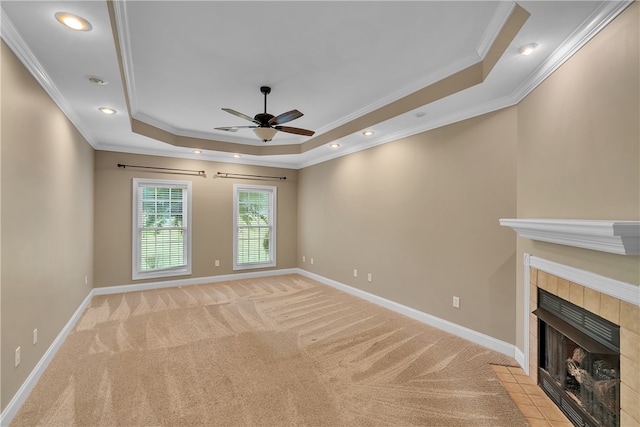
[193,150,202,154]
[519,43,538,56]
[55,12,92,31]
[88,76,108,85]
[362,130,375,137]
[233,154,241,158]
[414,111,427,118]
[330,143,340,148]
[98,107,117,115]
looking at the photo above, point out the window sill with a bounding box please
[132,267,191,281]
[233,262,276,271]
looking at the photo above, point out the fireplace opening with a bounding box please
[535,289,620,427]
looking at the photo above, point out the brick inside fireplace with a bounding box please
[529,268,640,426]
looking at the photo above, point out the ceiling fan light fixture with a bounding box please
[218,86,315,142]
[55,12,92,31]
[254,127,278,142]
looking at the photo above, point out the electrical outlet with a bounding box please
[215,260,220,267]
[453,296,460,308]
[302,255,305,263]
[367,273,372,282]
[310,258,314,265]
[353,269,358,277]
[33,328,38,345]
[15,346,20,367]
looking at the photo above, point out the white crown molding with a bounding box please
[510,0,633,104]
[295,93,519,169]
[312,0,512,142]
[476,1,516,59]
[112,0,137,118]
[0,9,98,148]
[386,94,518,145]
[132,110,296,147]
[96,143,298,170]
[500,218,640,256]
[128,51,478,148]
[312,53,480,137]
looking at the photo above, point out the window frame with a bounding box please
[233,184,277,270]
[132,178,192,280]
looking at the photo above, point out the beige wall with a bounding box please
[298,107,519,343]
[94,151,298,287]
[515,2,640,349]
[1,42,94,410]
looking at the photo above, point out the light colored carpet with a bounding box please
[12,274,527,426]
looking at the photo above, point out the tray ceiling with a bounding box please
[1,1,632,168]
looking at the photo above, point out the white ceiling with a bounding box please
[1,1,632,169]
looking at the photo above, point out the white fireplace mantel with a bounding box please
[499,219,640,255]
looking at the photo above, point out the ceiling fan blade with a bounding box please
[221,108,260,124]
[215,126,258,132]
[268,109,303,126]
[274,126,315,137]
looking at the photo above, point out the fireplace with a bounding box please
[535,289,620,426]
[498,219,640,425]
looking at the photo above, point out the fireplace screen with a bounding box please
[536,290,620,427]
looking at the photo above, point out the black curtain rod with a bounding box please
[117,164,205,176]
[216,172,286,181]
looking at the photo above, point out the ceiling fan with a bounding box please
[215,86,315,142]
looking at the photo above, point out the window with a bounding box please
[233,184,276,270]
[132,178,192,280]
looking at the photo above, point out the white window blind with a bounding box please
[132,178,192,280]
[233,184,276,270]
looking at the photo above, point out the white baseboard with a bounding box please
[295,269,518,359]
[94,268,298,295]
[514,347,527,374]
[0,289,95,427]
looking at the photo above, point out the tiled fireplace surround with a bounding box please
[499,219,640,425]
[527,266,640,426]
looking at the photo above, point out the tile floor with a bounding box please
[491,365,573,427]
